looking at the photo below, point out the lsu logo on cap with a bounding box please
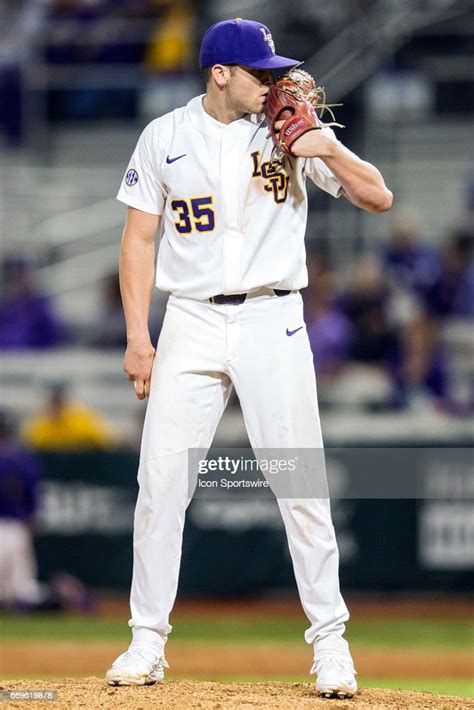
[125,168,139,186]
[259,27,275,54]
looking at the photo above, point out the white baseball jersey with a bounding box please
[117,95,342,300]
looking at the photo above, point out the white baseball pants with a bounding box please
[129,290,350,656]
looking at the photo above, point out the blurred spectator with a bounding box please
[389,314,449,410]
[46,0,146,120]
[304,255,352,379]
[22,382,118,450]
[82,271,162,347]
[46,0,104,65]
[0,408,95,611]
[0,409,44,607]
[0,0,49,145]
[382,210,439,297]
[83,273,127,348]
[0,256,65,349]
[139,0,200,120]
[424,230,474,318]
[340,255,398,365]
[109,0,162,19]
[143,0,195,73]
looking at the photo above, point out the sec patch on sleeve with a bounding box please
[125,169,139,187]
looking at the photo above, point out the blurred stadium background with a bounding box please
[0,0,473,701]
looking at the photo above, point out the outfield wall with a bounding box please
[34,448,473,592]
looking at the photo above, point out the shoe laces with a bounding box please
[310,655,356,676]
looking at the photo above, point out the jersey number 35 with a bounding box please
[171,196,215,234]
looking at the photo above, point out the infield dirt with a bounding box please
[1,678,473,710]
[2,641,473,679]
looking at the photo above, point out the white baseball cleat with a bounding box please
[311,654,358,699]
[106,644,169,686]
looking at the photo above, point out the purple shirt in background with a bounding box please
[0,444,41,520]
[307,309,353,375]
[0,293,64,349]
[389,348,449,406]
[382,244,440,295]
[424,263,474,318]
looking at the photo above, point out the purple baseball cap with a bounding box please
[199,18,300,70]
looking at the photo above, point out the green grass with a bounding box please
[359,677,474,699]
[347,619,474,650]
[1,614,472,650]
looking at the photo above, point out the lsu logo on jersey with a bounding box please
[251,151,289,204]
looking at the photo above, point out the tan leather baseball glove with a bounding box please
[264,68,343,158]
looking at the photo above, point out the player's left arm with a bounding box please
[292,130,393,213]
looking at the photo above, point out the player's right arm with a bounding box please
[120,206,160,400]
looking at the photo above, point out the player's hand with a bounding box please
[290,128,334,158]
[123,338,156,400]
[273,119,334,159]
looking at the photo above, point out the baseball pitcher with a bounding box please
[106,18,392,699]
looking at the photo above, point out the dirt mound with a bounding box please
[1,678,472,710]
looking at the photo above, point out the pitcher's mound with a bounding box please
[1,678,472,709]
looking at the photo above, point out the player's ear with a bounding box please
[211,64,232,88]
